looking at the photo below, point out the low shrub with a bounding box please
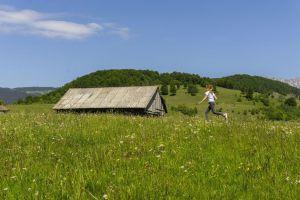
[261,98,270,106]
[171,105,198,116]
[264,105,300,121]
[284,97,297,107]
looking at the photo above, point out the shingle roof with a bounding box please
[53,86,160,110]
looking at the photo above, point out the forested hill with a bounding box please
[19,69,300,104]
[214,74,300,96]
[21,69,208,104]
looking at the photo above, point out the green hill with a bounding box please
[19,69,300,104]
[20,69,208,104]
[214,74,300,96]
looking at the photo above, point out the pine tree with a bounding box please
[170,83,177,96]
[245,89,254,100]
[187,84,198,96]
[161,84,169,95]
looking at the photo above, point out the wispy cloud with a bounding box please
[0,5,130,39]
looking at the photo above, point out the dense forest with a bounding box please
[18,69,300,104]
[214,74,300,96]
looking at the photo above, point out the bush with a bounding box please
[284,97,297,107]
[264,107,288,121]
[237,97,242,102]
[187,85,199,96]
[171,105,198,116]
[245,89,254,100]
[264,105,300,121]
[261,98,270,107]
[250,108,260,115]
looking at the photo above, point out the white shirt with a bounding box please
[205,91,216,102]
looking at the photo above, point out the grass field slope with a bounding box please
[0,86,299,199]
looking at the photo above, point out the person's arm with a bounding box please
[213,93,218,100]
[199,95,207,104]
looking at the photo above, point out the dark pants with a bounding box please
[205,102,224,121]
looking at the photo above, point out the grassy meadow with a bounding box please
[0,87,299,199]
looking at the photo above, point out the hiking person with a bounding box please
[199,85,228,121]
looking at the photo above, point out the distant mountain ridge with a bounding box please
[272,77,300,89]
[0,87,56,104]
[14,87,56,95]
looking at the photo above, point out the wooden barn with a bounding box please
[0,105,9,113]
[53,86,167,115]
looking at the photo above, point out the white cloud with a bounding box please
[103,23,130,39]
[0,6,130,39]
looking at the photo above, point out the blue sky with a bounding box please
[0,0,300,87]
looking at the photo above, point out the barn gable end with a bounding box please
[146,90,167,115]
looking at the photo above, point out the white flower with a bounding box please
[103,194,108,199]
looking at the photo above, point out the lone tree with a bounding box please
[187,84,198,96]
[161,84,169,95]
[284,97,297,107]
[245,89,254,100]
[170,83,177,96]
[213,83,218,94]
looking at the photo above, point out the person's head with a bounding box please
[206,84,213,91]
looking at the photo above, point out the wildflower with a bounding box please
[103,194,108,199]
[180,165,185,169]
[3,188,8,191]
[286,177,290,181]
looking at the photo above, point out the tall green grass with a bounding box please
[0,105,299,199]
